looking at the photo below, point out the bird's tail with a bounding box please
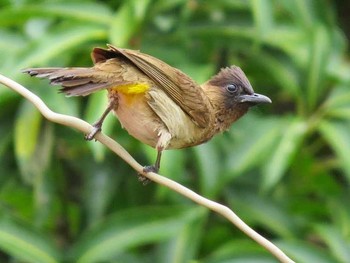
[22,67,112,96]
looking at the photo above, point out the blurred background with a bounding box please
[0,0,350,262]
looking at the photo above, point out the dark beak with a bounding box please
[239,93,272,104]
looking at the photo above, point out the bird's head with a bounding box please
[204,66,271,129]
[208,66,271,108]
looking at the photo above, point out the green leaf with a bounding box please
[204,240,275,262]
[0,217,60,263]
[189,24,255,41]
[0,30,24,51]
[156,209,206,263]
[34,83,79,117]
[278,0,315,28]
[225,115,283,179]
[263,26,309,68]
[32,122,54,227]
[327,200,350,239]
[70,206,202,263]
[0,105,13,159]
[306,24,331,110]
[14,101,42,183]
[17,25,106,72]
[193,142,221,198]
[14,101,54,225]
[318,120,350,181]
[0,3,112,27]
[109,0,151,46]
[251,0,273,41]
[0,179,34,221]
[262,118,307,191]
[251,52,300,97]
[277,240,338,263]
[226,192,296,238]
[323,84,350,120]
[83,164,120,226]
[315,225,350,262]
[0,83,17,107]
[151,0,188,14]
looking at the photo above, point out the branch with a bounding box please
[0,74,295,263]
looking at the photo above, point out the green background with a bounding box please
[0,0,350,262]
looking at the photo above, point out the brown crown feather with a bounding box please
[209,66,254,94]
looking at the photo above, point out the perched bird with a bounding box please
[23,44,271,174]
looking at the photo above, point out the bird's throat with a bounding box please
[214,106,249,133]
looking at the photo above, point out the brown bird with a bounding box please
[23,44,271,174]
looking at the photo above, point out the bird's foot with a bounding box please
[137,174,150,185]
[137,165,159,185]
[143,165,159,174]
[85,124,102,141]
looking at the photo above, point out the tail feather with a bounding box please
[61,82,112,96]
[23,67,62,76]
[51,78,91,87]
[22,67,113,96]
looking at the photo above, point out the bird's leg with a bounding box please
[85,97,118,141]
[143,150,162,174]
[144,129,171,173]
[139,129,171,185]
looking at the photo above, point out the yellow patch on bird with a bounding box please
[113,83,150,95]
[110,83,149,106]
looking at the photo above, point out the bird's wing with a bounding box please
[103,45,212,128]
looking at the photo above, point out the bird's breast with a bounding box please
[109,89,160,148]
[107,87,213,149]
[146,88,212,149]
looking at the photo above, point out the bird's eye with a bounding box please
[226,84,238,93]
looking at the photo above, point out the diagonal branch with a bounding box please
[0,73,295,263]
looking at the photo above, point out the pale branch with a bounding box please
[0,73,295,263]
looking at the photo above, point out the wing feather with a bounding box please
[106,45,212,128]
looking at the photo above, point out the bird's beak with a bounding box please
[239,93,272,104]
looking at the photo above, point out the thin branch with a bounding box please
[0,74,295,263]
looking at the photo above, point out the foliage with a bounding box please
[0,0,350,262]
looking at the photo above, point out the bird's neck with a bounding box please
[213,106,248,133]
[203,85,248,133]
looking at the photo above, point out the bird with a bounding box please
[22,44,271,175]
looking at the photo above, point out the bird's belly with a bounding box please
[113,93,160,148]
[110,89,211,150]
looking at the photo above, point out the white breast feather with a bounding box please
[147,89,201,148]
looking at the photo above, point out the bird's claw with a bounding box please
[143,165,159,174]
[137,165,159,185]
[137,174,150,185]
[85,126,101,141]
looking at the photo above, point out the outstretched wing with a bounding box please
[102,45,212,128]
